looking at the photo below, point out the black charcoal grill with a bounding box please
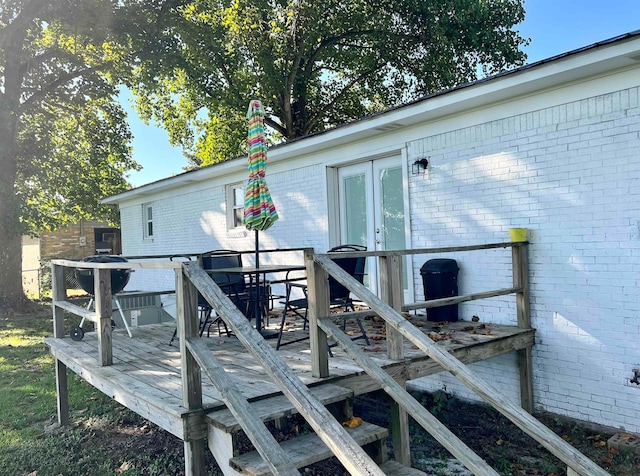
[75,255,131,295]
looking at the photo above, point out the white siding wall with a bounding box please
[406,86,640,432]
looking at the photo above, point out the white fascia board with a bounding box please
[102,157,247,204]
[103,34,640,205]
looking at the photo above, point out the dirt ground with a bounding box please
[59,389,640,476]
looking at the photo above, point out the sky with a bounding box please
[123,0,640,187]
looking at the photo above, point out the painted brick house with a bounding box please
[103,32,640,434]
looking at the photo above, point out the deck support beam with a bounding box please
[55,359,69,426]
[94,268,113,366]
[512,243,533,413]
[176,268,206,476]
[52,264,70,426]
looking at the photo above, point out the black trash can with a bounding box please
[420,258,459,322]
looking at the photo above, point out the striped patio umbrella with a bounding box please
[243,99,278,233]
[244,99,278,335]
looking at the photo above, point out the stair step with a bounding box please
[229,420,388,475]
[206,383,353,433]
[380,460,427,475]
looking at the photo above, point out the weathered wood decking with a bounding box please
[44,317,535,441]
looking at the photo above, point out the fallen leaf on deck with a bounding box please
[342,416,363,428]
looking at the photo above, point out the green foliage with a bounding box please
[18,96,136,233]
[129,0,529,166]
[0,0,143,306]
[1,1,140,235]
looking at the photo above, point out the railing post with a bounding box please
[512,242,533,413]
[94,267,113,366]
[305,248,330,378]
[175,267,206,476]
[379,254,410,465]
[379,254,404,360]
[51,263,69,426]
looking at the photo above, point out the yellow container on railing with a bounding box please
[509,228,528,242]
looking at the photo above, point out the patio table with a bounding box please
[206,264,305,337]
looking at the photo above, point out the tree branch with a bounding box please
[304,63,385,134]
[0,0,49,48]
[20,62,112,113]
[264,116,286,136]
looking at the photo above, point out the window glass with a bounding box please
[143,203,154,238]
[227,184,245,229]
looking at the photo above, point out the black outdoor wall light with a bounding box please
[412,157,429,175]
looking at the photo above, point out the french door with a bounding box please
[337,156,409,297]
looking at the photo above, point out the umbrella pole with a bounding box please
[254,230,260,329]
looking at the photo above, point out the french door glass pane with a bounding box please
[379,166,405,250]
[343,174,368,246]
[379,165,408,289]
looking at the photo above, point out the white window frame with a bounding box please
[226,183,245,230]
[142,203,154,239]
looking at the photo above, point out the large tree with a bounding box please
[131,0,529,165]
[0,0,139,309]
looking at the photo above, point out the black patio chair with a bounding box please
[276,244,370,351]
[169,250,251,345]
[198,250,248,337]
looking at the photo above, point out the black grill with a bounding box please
[75,255,130,296]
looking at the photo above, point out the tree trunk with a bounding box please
[0,28,27,310]
[0,109,25,310]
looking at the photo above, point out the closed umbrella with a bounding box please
[244,99,278,335]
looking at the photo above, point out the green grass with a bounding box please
[0,306,164,476]
[0,303,206,476]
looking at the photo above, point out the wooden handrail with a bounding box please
[313,254,609,476]
[186,338,301,476]
[316,241,525,260]
[402,287,521,312]
[318,318,500,476]
[51,259,181,269]
[53,300,96,322]
[181,262,386,476]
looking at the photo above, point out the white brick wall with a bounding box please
[407,87,640,432]
[116,81,640,432]
[118,163,329,294]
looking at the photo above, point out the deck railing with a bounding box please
[49,243,609,476]
[306,242,607,476]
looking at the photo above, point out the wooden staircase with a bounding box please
[205,383,426,476]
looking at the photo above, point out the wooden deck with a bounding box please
[46,244,613,476]
[44,315,535,441]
